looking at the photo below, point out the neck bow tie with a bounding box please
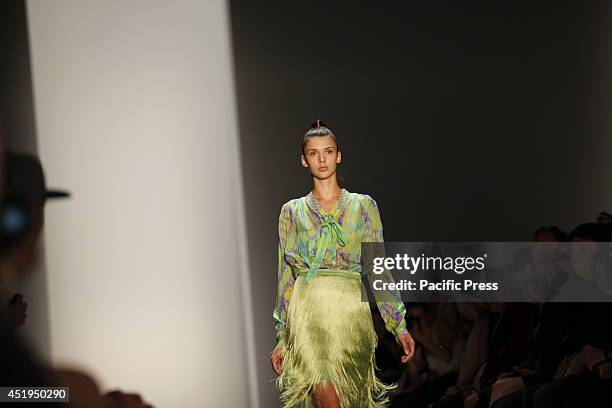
[304,213,346,283]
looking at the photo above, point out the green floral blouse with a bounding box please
[273,188,408,347]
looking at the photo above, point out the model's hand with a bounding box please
[270,348,285,375]
[396,332,416,364]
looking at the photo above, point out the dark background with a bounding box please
[0,0,38,152]
[229,2,612,405]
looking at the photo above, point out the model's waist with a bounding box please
[295,268,361,280]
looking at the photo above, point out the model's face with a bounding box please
[301,136,341,180]
[531,231,561,268]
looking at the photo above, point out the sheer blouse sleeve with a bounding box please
[272,202,297,349]
[362,195,409,337]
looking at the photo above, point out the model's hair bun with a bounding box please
[308,119,327,130]
[303,119,337,152]
[304,119,335,138]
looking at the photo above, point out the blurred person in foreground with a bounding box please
[0,148,154,408]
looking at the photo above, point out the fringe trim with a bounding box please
[273,275,397,407]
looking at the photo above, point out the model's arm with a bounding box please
[362,195,409,337]
[272,202,297,350]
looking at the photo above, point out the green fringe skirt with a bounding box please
[275,270,397,407]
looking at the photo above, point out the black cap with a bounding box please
[0,152,70,249]
[4,151,70,205]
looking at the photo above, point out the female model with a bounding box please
[270,120,415,408]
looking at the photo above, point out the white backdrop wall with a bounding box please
[26,1,256,406]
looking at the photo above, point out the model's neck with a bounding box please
[311,179,341,200]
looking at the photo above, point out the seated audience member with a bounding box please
[559,223,612,298]
[426,303,490,408]
[488,302,584,408]
[432,302,531,408]
[525,223,612,407]
[491,222,612,408]
[519,226,570,302]
[485,227,574,406]
[391,302,467,407]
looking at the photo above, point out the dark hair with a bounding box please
[406,302,429,313]
[532,226,568,242]
[569,222,612,242]
[302,119,339,155]
[597,211,612,224]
